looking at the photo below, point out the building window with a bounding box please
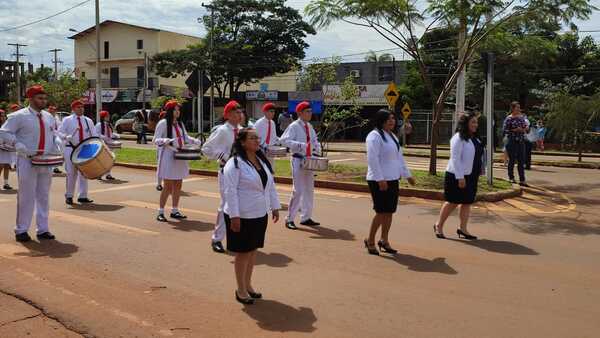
[378,66,394,82]
[104,41,110,59]
[137,66,145,88]
[137,39,143,50]
[81,71,86,78]
[110,67,119,88]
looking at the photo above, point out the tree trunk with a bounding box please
[429,119,439,175]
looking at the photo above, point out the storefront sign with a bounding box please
[246,90,278,101]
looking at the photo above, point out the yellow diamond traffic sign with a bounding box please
[401,102,412,120]
[384,82,399,109]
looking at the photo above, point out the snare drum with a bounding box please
[105,140,122,149]
[301,156,329,171]
[31,154,64,167]
[0,143,15,152]
[71,137,115,179]
[265,146,287,158]
[173,145,202,161]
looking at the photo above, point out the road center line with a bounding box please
[329,158,357,163]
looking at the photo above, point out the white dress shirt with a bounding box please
[0,107,61,156]
[446,133,475,179]
[253,117,279,147]
[366,129,412,181]
[223,156,281,219]
[279,119,321,156]
[202,122,241,165]
[58,113,97,146]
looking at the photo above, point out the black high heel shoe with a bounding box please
[235,291,255,305]
[363,239,379,255]
[247,290,262,299]
[433,224,445,239]
[457,229,477,240]
[377,240,398,254]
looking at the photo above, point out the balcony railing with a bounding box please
[87,77,158,89]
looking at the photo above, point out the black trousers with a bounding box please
[137,130,147,144]
[524,141,533,169]
[507,140,526,182]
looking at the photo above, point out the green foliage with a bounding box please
[29,71,87,112]
[27,67,53,83]
[150,88,188,110]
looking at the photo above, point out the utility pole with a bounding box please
[8,43,26,105]
[48,48,63,81]
[95,0,101,122]
[142,52,148,110]
[483,52,495,186]
[198,69,204,137]
[202,2,215,130]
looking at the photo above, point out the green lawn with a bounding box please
[115,147,512,193]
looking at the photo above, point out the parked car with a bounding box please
[114,109,159,133]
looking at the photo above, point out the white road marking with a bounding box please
[329,158,357,163]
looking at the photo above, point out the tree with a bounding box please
[364,50,394,62]
[152,0,315,98]
[27,66,53,84]
[28,71,87,112]
[150,88,188,110]
[534,75,600,161]
[306,0,596,175]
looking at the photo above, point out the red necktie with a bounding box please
[265,121,271,145]
[174,123,183,148]
[37,113,45,155]
[304,122,311,157]
[77,116,84,143]
[233,128,239,141]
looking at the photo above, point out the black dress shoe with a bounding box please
[285,221,298,230]
[235,291,255,305]
[106,175,115,180]
[300,219,320,226]
[433,224,446,239]
[15,232,32,243]
[65,197,74,205]
[377,240,398,254]
[363,239,379,256]
[212,241,225,253]
[53,168,62,174]
[37,232,56,240]
[156,214,167,222]
[3,184,12,190]
[156,185,163,191]
[78,198,94,204]
[170,211,187,219]
[247,290,262,299]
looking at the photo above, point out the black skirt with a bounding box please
[367,180,400,213]
[225,213,268,253]
[444,172,479,205]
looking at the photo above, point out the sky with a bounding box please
[0,0,599,72]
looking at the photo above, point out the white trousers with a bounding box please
[287,157,314,222]
[16,158,52,235]
[64,148,88,199]
[211,170,226,242]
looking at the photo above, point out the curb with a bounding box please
[114,162,521,202]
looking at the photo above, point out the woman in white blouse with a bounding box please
[153,100,201,222]
[434,112,484,240]
[365,109,416,255]
[223,128,280,305]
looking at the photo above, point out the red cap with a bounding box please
[100,110,110,119]
[71,99,84,110]
[25,85,46,99]
[9,104,20,111]
[159,110,166,119]
[223,100,240,120]
[262,102,276,113]
[295,101,311,113]
[164,99,180,111]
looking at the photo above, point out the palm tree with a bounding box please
[364,51,394,62]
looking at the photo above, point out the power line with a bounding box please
[0,0,92,33]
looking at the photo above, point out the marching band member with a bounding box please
[280,101,321,230]
[156,110,166,191]
[253,102,279,165]
[59,99,97,205]
[8,103,21,113]
[153,100,201,222]
[95,110,118,180]
[47,105,63,174]
[222,128,280,304]
[202,100,243,253]
[364,109,415,255]
[0,109,16,190]
[0,85,59,242]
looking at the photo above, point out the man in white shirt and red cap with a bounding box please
[202,100,243,253]
[0,85,60,242]
[59,99,98,205]
[253,102,279,164]
[280,101,321,230]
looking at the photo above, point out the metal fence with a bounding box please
[409,110,455,144]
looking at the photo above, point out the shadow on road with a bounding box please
[447,238,539,255]
[242,299,317,333]
[165,219,213,232]
[17,240,79,259]
[296,226,355,241]
[227,251,293,268]
[98,178,129,185]
[382,254,458,274]
[71,203,125,212]
[0,188,17,195]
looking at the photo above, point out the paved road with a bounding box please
[0,164,599,337]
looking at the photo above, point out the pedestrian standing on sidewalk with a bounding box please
[503,102,529,186]
[364,109,415,255]
[433,112,485,240]
[134,110,148,144]
[223,128,280,304]
[536,120,546,152]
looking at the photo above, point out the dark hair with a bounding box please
[100,121,112,135]
[231,128,273,174]
[373,109,395,142]
[456,112,479,140]
[165,107,184,139]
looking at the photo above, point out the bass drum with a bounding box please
[71,137,115,179]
